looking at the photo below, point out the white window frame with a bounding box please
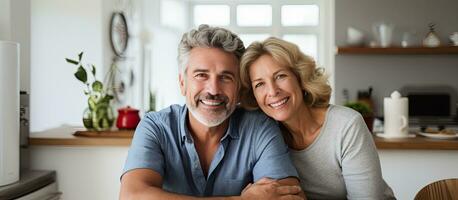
[189,0,335,103]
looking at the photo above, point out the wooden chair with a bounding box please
[414,178,458,200]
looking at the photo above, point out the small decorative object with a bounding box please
[110,12,129,57]
[379,91,410,138]
[116,106,141,130]
[347,27,365,46]
[372,22,394,47]
[450,32,458,46]
[357,86,374,113]
[423,23,441,47]
[344,101,374,132]
[66,52,115,131]
[401,32,418,47]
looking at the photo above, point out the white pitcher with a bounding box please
[383,91,409,137]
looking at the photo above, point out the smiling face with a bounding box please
[179,47,239,127]
[249,54,305,122]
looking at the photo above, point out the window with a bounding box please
[193,5,230,26]
[238,34,271,47]
[189,0,329,66]
[281,5,319,26]
[236,5,272,27]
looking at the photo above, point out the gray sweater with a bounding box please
[289,105,395,200]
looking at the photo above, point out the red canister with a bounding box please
[116,106,141,130]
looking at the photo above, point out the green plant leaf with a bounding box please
[92,81,103,92]
[99,95,113,104]
[65,58,79,65]
[344,101,372,116]
[74,66,87,83]
[78,52,83,62]
[91,64,96,76]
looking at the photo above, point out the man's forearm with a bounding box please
[121,185,241,200]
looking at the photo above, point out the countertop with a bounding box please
[29,126,132,146]
[0,170,56,199]
[29,126,458,150]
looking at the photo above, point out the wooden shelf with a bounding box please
[336,46,458,55]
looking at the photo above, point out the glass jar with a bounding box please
[82,101,114,131]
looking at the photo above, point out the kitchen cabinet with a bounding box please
[336,46,458,55]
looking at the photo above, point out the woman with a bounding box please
[240,37,395,200]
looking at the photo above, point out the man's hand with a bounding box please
[241,178,304,200]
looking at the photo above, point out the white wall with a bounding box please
[11,0,31,92]
[0,0,11,40]
[379,150,458,200]
[142,0,187,111]
[29,0,187,131]
[29,146,128,200]
[0,0,31,92]
[149,27,184,110]
[30,0,114,132]
[334,0,458,116]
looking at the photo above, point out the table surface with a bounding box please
[0,170,56,199]
[29,126,458,150]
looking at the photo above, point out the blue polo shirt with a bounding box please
[122,104,298,196]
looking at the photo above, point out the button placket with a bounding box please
[185,140,206,194]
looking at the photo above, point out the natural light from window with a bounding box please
[281,5,319,26]
[238,34,271,47]
[283,34,318,60]
[236,5,272,27]
[190,1,326,63]
[160,0,186,29]
[194,5,230,26]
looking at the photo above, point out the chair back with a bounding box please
[414,178,458,200]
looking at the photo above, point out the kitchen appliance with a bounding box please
[401,85,458,128]
[0,41,20,186]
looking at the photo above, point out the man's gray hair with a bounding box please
[177,24,245,75]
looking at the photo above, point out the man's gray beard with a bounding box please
[187,101,235,127]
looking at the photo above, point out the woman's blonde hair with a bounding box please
[240,37,331,110]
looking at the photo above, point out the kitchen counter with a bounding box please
[29,126,458,150]
[28,127,458,200]
[29,126,132,146]
[373,135,458,150]
[0,170,57,199]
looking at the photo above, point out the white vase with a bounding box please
[0,41,20,186]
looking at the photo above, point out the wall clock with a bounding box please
[110,12,129,57]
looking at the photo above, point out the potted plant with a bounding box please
[344,101,374,132]
[65,52,115,131]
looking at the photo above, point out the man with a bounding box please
[120,25,304,200]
